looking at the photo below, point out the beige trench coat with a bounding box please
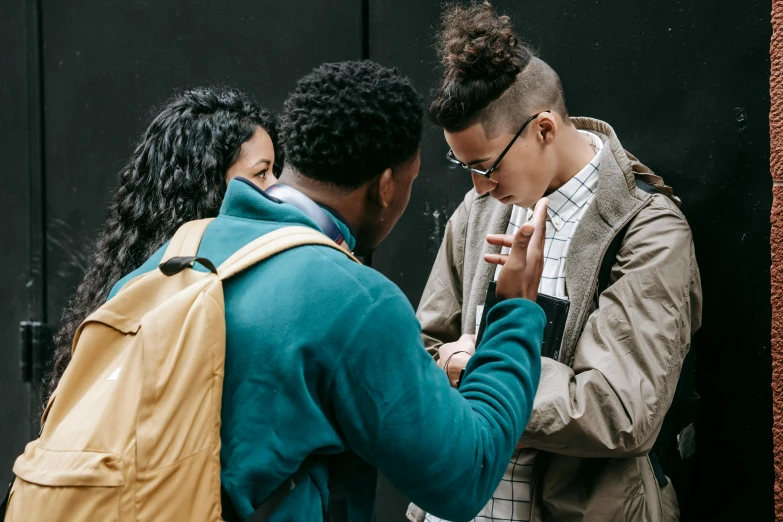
[409,118,702,522]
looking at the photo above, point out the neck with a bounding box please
[547,124,596,193]
[281,168,366,237]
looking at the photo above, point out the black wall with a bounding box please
[0,0,36,480]
[0,1,773,521]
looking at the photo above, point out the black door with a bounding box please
[0,0,364,496]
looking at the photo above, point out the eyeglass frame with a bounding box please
[446,110,550,179]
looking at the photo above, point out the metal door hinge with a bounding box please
[18,321,52,384]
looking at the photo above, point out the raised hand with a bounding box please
[484,197,549,302]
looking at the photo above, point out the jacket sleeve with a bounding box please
[520,198,703,458]
[331,289,544,522]
[417,191,473,359]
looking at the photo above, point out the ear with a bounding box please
[537,112,557,144]
[367,168,395,209]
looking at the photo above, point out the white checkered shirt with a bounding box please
[494,130,603,298]
[425,130,603,522]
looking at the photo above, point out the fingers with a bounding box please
[504,217,535,268]
[529,198,549,252]
[483,253,509,266]
[485,197,549,268]
[486,234,514,248]
[525,198,548,272]
[486,226,532,248]
[518,222,535,237]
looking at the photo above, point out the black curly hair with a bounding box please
[281,60,423,192]
[430,2,568,134]
[47,86,282,399]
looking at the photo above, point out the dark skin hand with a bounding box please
[437,197,549,387]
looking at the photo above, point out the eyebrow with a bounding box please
[466,157,491,167]
[250,158,272,168]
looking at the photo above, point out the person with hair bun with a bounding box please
[47,86,282,399]
[412,3,702,522]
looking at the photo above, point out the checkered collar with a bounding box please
[528,130,603,231]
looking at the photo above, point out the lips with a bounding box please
[496,195,513,203]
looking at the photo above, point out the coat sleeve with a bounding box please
[417,191,474,359]
[520,197,703,457]
[331,287,544,522]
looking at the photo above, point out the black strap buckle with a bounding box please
[159,256,218,276]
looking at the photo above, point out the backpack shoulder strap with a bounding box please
[162,218,215,261]
[243,461,318,522]
[217,226,360,280]
[596,178,696,491]
[597,179,658,294]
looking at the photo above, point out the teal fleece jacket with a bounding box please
[110,179,544,522]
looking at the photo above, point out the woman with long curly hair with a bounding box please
[46,86,283,399]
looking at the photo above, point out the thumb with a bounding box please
[528,197,549,252]
[505,220,535,268]
[504,197,549,272]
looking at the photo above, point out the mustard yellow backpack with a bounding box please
[4,219,357,522]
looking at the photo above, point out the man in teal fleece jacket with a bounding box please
[110,61,546,522]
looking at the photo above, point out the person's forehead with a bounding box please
[246,126,273,147]
[446,123,506,163]
[240,128,274,158]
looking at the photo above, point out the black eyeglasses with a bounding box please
[446,110,550,179]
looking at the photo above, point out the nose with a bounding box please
[471,172,497,196]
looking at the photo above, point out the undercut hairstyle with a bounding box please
[47,87,281,400]
[281,60,423,193]
[429,2,570,136]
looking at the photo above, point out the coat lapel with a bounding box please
[461,194,512,334]
[560,118,649,364]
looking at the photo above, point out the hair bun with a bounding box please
[438,2,526,81]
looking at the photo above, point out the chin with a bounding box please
[517,193,547,207]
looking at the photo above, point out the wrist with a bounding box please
[443,350,471,372]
